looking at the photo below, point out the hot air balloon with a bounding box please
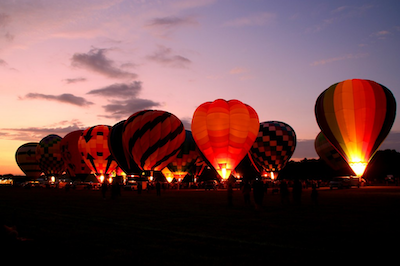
[191,99,259,180]
[60,130,91,181]
[15,142,42,179]
[108,120,141,176]
[35,134,65,177]
[314,131,348,171]
[315,79,396,177]
[166,130,201,181]
[78,125,118,182]
[122,110,186,176]
[249,121,296,180]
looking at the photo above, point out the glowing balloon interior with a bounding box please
[191,99,259,180]
[315,79,396,176]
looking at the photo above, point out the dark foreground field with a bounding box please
[1,185,400,264]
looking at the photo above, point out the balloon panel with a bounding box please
[122,110,186,171]
[15,142,42,179]
[191,99,259,179]
[60,130,91,179]
[315,79,396,176]
[78,125,118,175]
[35,134,65,176]
[250,121,296,173]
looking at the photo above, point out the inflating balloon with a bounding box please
[166,130,201,181]
[314,131,348,171]
[122,110,185,172]
[108,120,141,175]
[191,99,259,180]
[15,142,42,179]
[250,121,296,179]
[60,130,91,181]
[315,79,396,176]
[78,125,118,179]
[35,134,65,177]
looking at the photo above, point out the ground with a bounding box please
[1,185,399,264]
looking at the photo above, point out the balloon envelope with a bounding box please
[35,134,65,177]
[166,130,201,180]
[122,110,186,172]
[108,120,141,175]
[191,99,259,180]
[250,121,296,176]
[78,125,118,178]
[314,131,348,171]
[60,130,91,180]
[15,142,42,179]
[315,79,396,176]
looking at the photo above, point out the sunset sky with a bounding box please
[1,0,400,175]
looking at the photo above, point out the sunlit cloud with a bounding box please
[371,30,391,40]
[147,45,191,68]
[222,12,276,27]
[71,47,138,79]
[310,53,368,66]
[20,93,94,107]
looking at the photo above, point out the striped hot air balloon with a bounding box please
[60,130,91,181]
[122,110,186,173]
[78,125,118,180]
[191,99,259,180]
[314,131,348,171]
[249,121,296,179]
[15,142,42,179]
[35,134,65,177]
[315,79,396,177]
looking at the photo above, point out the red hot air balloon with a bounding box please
[249,121,296,180]
[60,130,91,181]
[35,134,65,177]
[122,110,186,174]
[78,125,118,181]
[191,99,259,180]
[15,142,42,179]
[315,79,396,177]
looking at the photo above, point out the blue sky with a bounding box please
[1,0,400,175]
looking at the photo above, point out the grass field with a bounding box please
[1,185,400,264]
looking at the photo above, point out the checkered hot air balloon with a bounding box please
[315,79,396,177]
[60,130,91,181]
[122,110,186,173]
[78,125,118,180]
[35,134,65,177]
[15,142,42,179]
[250,121,296,178]
[191,99,259,180]
[166,130,201,181]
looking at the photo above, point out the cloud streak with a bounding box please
[310,53,368,66]
[71,48,138,79]
[147,45,191,68]
[20,93,93,107]
[222,12,276,27]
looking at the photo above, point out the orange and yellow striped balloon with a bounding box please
[315,79,396,176]
[191,99,259,180]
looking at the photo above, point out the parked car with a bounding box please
[21,180,43,188]
[329,176,360,189]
